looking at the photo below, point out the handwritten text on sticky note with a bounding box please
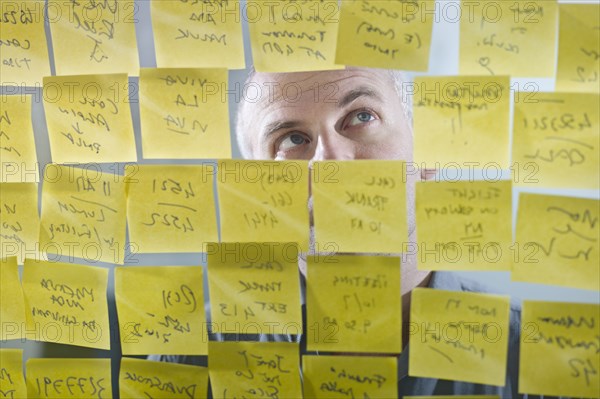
[0,95,38,182]
[0,183,40,263]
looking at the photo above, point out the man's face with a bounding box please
[242,68,412,162]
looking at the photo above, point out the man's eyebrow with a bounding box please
[263,120,301,139]
[337,86,382,108]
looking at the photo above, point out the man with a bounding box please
[156,67,541,398]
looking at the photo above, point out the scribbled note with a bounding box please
[39,165,127,264]
[208,341,302,399]
[0,349,27,399]
[47,0,139,75]
[125,165,217,253]
[0,0,50,86]
[336,0,433,71]
[303,355,398,398]
[520,301,600,398]
[207,242,301,335]
[307,255,402,353]
[115,266,208,355]
[409,288,510,386]
[42,74,136,163]
[247,0,340,72]
[513,194,599,290]
[512,92,599,189]
[22,259,110,349]
[151,0,244,69]
[0,257,26,341]
[312,160,407,253]
[460,0,558,77]
[26,358,111,399]
[413,76,510,167]
[217,160,309,251]
[416,180,512,271]
[120,357,208,399]
[139,68,231,159]
[0,183,40,263]
[405,396,500,399]
[556,4,600,92]
[0,95,38,182]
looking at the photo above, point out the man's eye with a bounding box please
[347,111,376,127]
[278,133,309,151]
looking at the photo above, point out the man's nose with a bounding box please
[311,132,355,161]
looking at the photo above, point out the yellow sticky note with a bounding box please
[0,257,26,341]
[0,95,38,182]
[42,74,137,163]
[416,180,512,271]
[120,357,208,399]
[139,68,231,159]
[336,0,433,71]
[460,0,558,77]
[303,355,398,398]
[207,242,302,335]
[26,358,111,398]
[248,0,341,72]
[0,0,50,86]
[307,255,402,353]
[404,396,500,399]
[151,0,244,69]
[125,165,218,253]
[0,182,40,263]
[22,259,110,349]
[47,0,139,76]
[115,266,208,355]
[208,341,302,398]
[0,349,27,399]
[556,4,600,93]
[520,301,600,398]
[312,160,407,253]
[512,92,599,189]
[513,194,599,290]
[39,165,127,264]
[409,288,510,386]
[413,76,510,168]
[217,160,309,251]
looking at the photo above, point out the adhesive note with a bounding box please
[47,0,139,76]
[556,4,600,93]
[39,165,127,264]
[460,0,558,77]
[208,341,302,399]
[520,301,600,398]
[217,160,309,251]
[404,396,500,399]
[120,357,208,399]
[413,76,510,168]
[247,0,341,72]
[207,242,302,335]
[307,255,402,353]
[513,194,599,290]
[409,288,510,386]
[303,355,398,398]
[0,95,38,182]
[0,257,26,341]
[312,160,407,253]
[0,349,27,399]
[512,92,599,189]
[125,165,218,253]
[115,266,208,355]
[139,68,231,159]
[0,0,50,86]
[151,0,244,69]
[416,180,512,271]
[26,358,111,399]
[42,74,136,163]
[0,183,40,263]
[22,259,110,349]
[336,0,433,71]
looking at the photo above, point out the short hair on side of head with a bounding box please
[235,67,413,159]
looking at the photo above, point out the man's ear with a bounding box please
[420,168,437,181]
